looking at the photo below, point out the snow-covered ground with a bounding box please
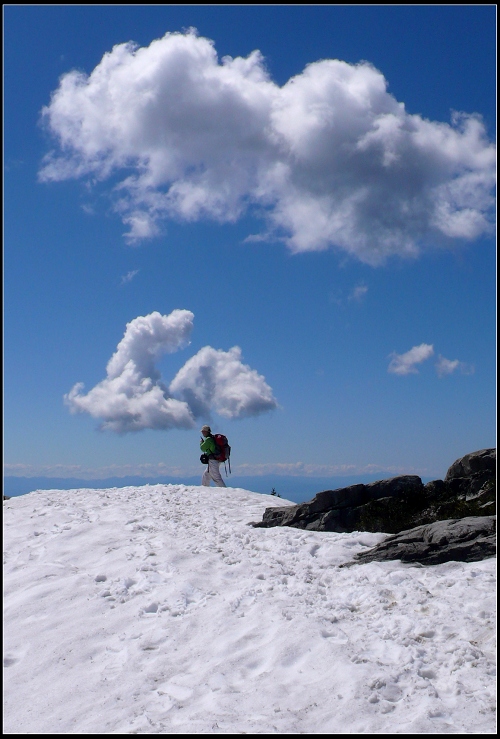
[3,484,496,734]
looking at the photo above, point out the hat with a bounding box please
[201,425,211,433]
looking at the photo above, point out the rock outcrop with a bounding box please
[254,449,495,534]
[352,516,496,566]
[253,449,496,564]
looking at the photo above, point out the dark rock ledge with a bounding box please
[352,516,496,566]
[252,449,496,565]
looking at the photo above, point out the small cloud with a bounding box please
[435,354,475,378]
[348,284,368,302]
[120,269,139,286]
[122,211,160,244]
[435,355,460,377]
[388,343,434,375]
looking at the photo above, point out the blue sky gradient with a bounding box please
[4,5,496,484]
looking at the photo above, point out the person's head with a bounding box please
[201,425,211,437]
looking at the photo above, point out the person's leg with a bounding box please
[209,460,226,488]
[202,466,211,486]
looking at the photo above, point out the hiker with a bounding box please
[200,425,227,488]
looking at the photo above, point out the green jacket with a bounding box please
[200,436,217,456]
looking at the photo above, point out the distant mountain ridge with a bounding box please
[3,473,431,505]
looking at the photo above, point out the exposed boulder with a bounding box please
[254,449,496,537]
[445,448,496,481]
[352,516,496,566]
[443,448,496,507]
[254,476,426,533]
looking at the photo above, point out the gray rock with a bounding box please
[353,516,496,566]
[254,450,496,540]
[364,475,423,502]
[443,449,496,507]
[253,476,425,532]
[445,448,496,480]
[252,450,496,566]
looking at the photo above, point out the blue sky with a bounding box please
[4,5,496,484]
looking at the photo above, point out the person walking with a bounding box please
[200,425,227,488]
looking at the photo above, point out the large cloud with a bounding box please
[64,310,277,432]
[169,345,279,419]
[39,30,495,265]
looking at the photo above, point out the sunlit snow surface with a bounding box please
[3,485,496,734]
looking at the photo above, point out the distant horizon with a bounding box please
[4,470,438,505]
[5,444,491,485]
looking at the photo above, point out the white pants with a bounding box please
[202,459,226,487]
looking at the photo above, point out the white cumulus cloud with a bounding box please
[169,345,278,420]
[64,310,277,432]
[39,30,496,264]
[388,343,434,375]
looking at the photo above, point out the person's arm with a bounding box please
[200,437,216,454]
